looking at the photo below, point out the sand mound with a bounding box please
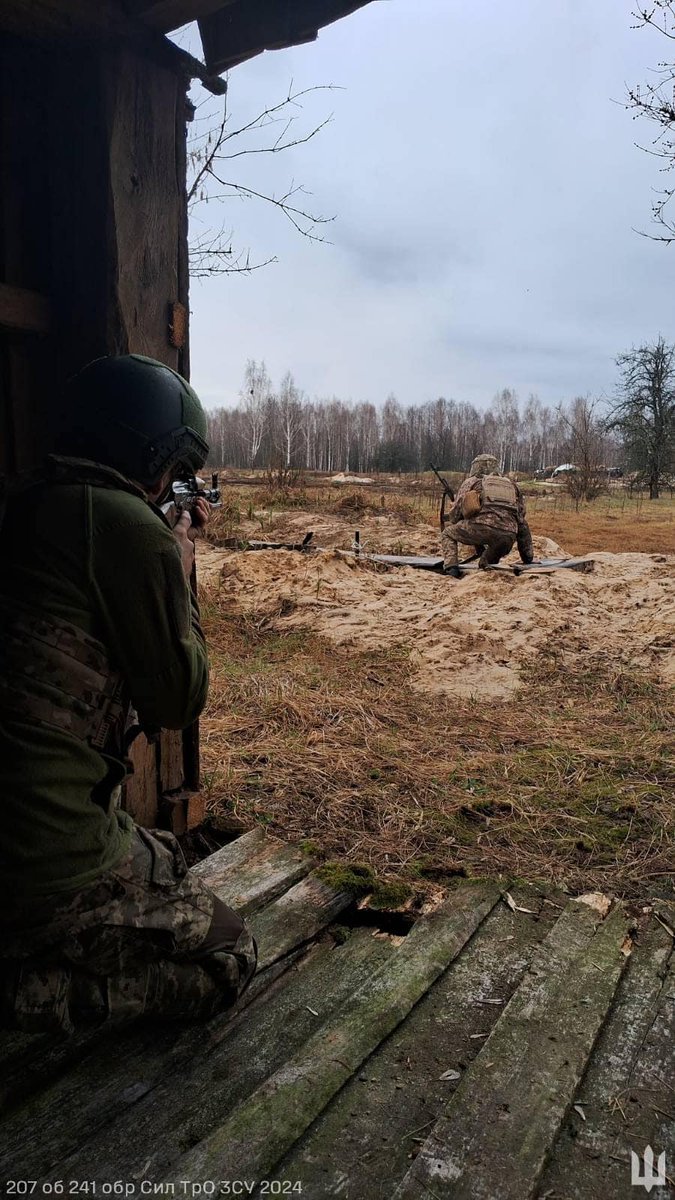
[197,541,675,700]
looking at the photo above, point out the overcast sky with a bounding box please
[178,1,674,413]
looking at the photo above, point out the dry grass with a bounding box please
[199,587,675,902]
[208,476,675,556]
[525,492,675,555]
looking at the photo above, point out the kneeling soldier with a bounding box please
[441,453,534,578]
[0,355,256,1033]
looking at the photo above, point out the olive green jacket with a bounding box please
[0,471,208,902]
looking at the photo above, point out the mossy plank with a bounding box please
[194,832,313,915]
[253,872,363,970]
[4,932,395,1183]
[167,881,500,1184]
[538,909,675,1200]
[393,899,630,1200]
[190,826,265,877]
[271,886,561,1200]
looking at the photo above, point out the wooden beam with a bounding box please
[0,283,50,334]
[128,0,237,33]
[199,0,375,74]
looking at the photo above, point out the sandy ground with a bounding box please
[198,529,675,701]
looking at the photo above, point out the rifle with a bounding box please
[160,472,221,528]
[429,463,455,530]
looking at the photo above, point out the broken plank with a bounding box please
[253,872,364,970]
[272,886,561,1199]
[393,899,630,1200]
[168,881,500,1184]
[6,931,395,1183]
[192,830,314,915]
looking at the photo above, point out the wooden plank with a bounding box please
[159,727,184,792]
[457,556,595,576]
[122,733,158,827]
[105,46,184,365]
[199,0,374,73]
[354,553,595,575]
[367,553,444,569]
[1,931,395,1182]
[0,282,50,333]
[273,886,563,1198]
[193,832,315,915]
[538,906,675,1200]
[393,899,630,1200]
[167,881,500,1184]
[192,825,266,873]
[252,871,371,970]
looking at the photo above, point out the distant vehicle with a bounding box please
[605,466,623,478]
[533,467,555,480]
[551,463,578,477]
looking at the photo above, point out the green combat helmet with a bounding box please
[58,354,209,487]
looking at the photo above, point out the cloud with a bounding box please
[185,0,675,412]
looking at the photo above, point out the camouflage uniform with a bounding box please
[441,454,534,570]
[0,456,256,1033]
[0,824,257,1034]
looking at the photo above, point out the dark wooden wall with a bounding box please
[0,33,196,829]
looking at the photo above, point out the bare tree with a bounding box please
[240,359,271,466]
[490,388,519,472]
[556,397,608,509]
[608,336,675,497]
[626,2,675,241]
[187,84,337,276]
[277,371,303,467]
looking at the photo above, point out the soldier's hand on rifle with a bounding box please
[189,496,210,533]
[173,510,196,579]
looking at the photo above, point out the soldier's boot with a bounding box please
[197,926,258,1010]
[1,933,258,1034]
[0,958,106,1034]
[105,921,257,1025]
[441,532,460,576]
[478,537,514,569]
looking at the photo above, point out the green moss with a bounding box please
[298,839,322,858]
[316,861,375,896]
[369,882,413,910]
[330,924,351,945]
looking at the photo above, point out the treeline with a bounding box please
[205,360,620,474]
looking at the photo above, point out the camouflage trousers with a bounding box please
[0,827,257,1035]
[441,519,514,569]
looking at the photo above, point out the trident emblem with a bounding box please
[630,1146,667,1192]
